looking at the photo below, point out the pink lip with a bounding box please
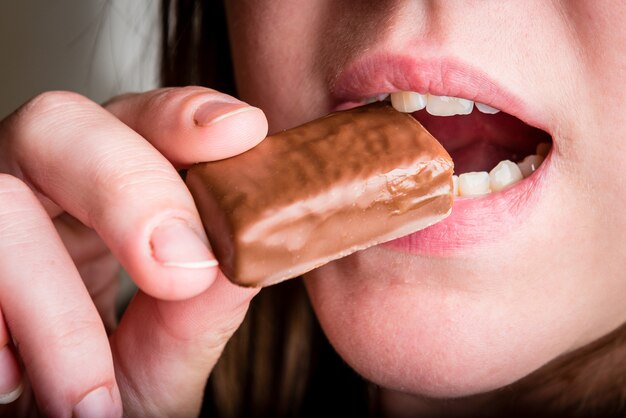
[332,53,548,132]
[384,158,549,255]
[331,54,553,255]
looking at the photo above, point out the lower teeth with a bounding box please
[454,142,550,197]
[517,154,545,178]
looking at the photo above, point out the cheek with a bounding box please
[226,0,332,132]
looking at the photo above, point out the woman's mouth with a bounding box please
[331,55,555,255]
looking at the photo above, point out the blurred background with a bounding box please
[0,0,161,309]
[0,0,159,118]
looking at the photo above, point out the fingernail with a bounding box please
[0,345,22,404]
[151,220,218,269]
[194,100,256,126]
[73,386,114,418]
[0,383,23,405]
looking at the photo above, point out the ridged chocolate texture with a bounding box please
[186,103,454,287]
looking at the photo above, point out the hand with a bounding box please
[0,87,268,416]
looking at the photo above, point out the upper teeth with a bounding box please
[380,91,549,197]
[475,102,500,114]
[427,95,474,116]
[390,91,427,113]
[387,91,500,116]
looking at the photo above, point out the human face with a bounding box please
[225,0,626,398]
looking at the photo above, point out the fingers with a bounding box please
[53,214,121,332]
[111,273,259,416]
[0,87,269,415]
[0,175,122,416]
[3,91,231,300]
[0,309,22,405]
[105,86,268,166]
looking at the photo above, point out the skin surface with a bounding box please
[0,1,624,416]
[225,0,626,411]
[0,88,267,416]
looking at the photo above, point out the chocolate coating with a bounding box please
[186,103,454,287]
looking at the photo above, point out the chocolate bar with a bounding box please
[186,103,454,287]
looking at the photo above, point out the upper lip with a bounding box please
[330,52,551,136]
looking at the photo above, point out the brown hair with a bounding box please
[160,2,626,417]
[503,323,626,417]
[161,0,235,94]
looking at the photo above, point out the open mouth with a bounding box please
[369,91,552,197]
[331,55,555,254]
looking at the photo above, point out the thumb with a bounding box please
[110,273,259,416]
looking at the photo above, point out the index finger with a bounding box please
[105,87,268,166]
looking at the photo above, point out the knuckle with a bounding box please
[55,314,103,350]
[0,91,99,168]
[6,91,95,152]
[93,153,180,196]
[85,156,185,225]
[20,91,90,120]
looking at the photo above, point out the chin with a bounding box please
[303,247,576,399]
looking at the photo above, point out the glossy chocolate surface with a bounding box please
[186,103,454,287]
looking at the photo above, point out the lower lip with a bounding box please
[381,153,550,256]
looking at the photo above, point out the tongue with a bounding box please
[451,140,514,173]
